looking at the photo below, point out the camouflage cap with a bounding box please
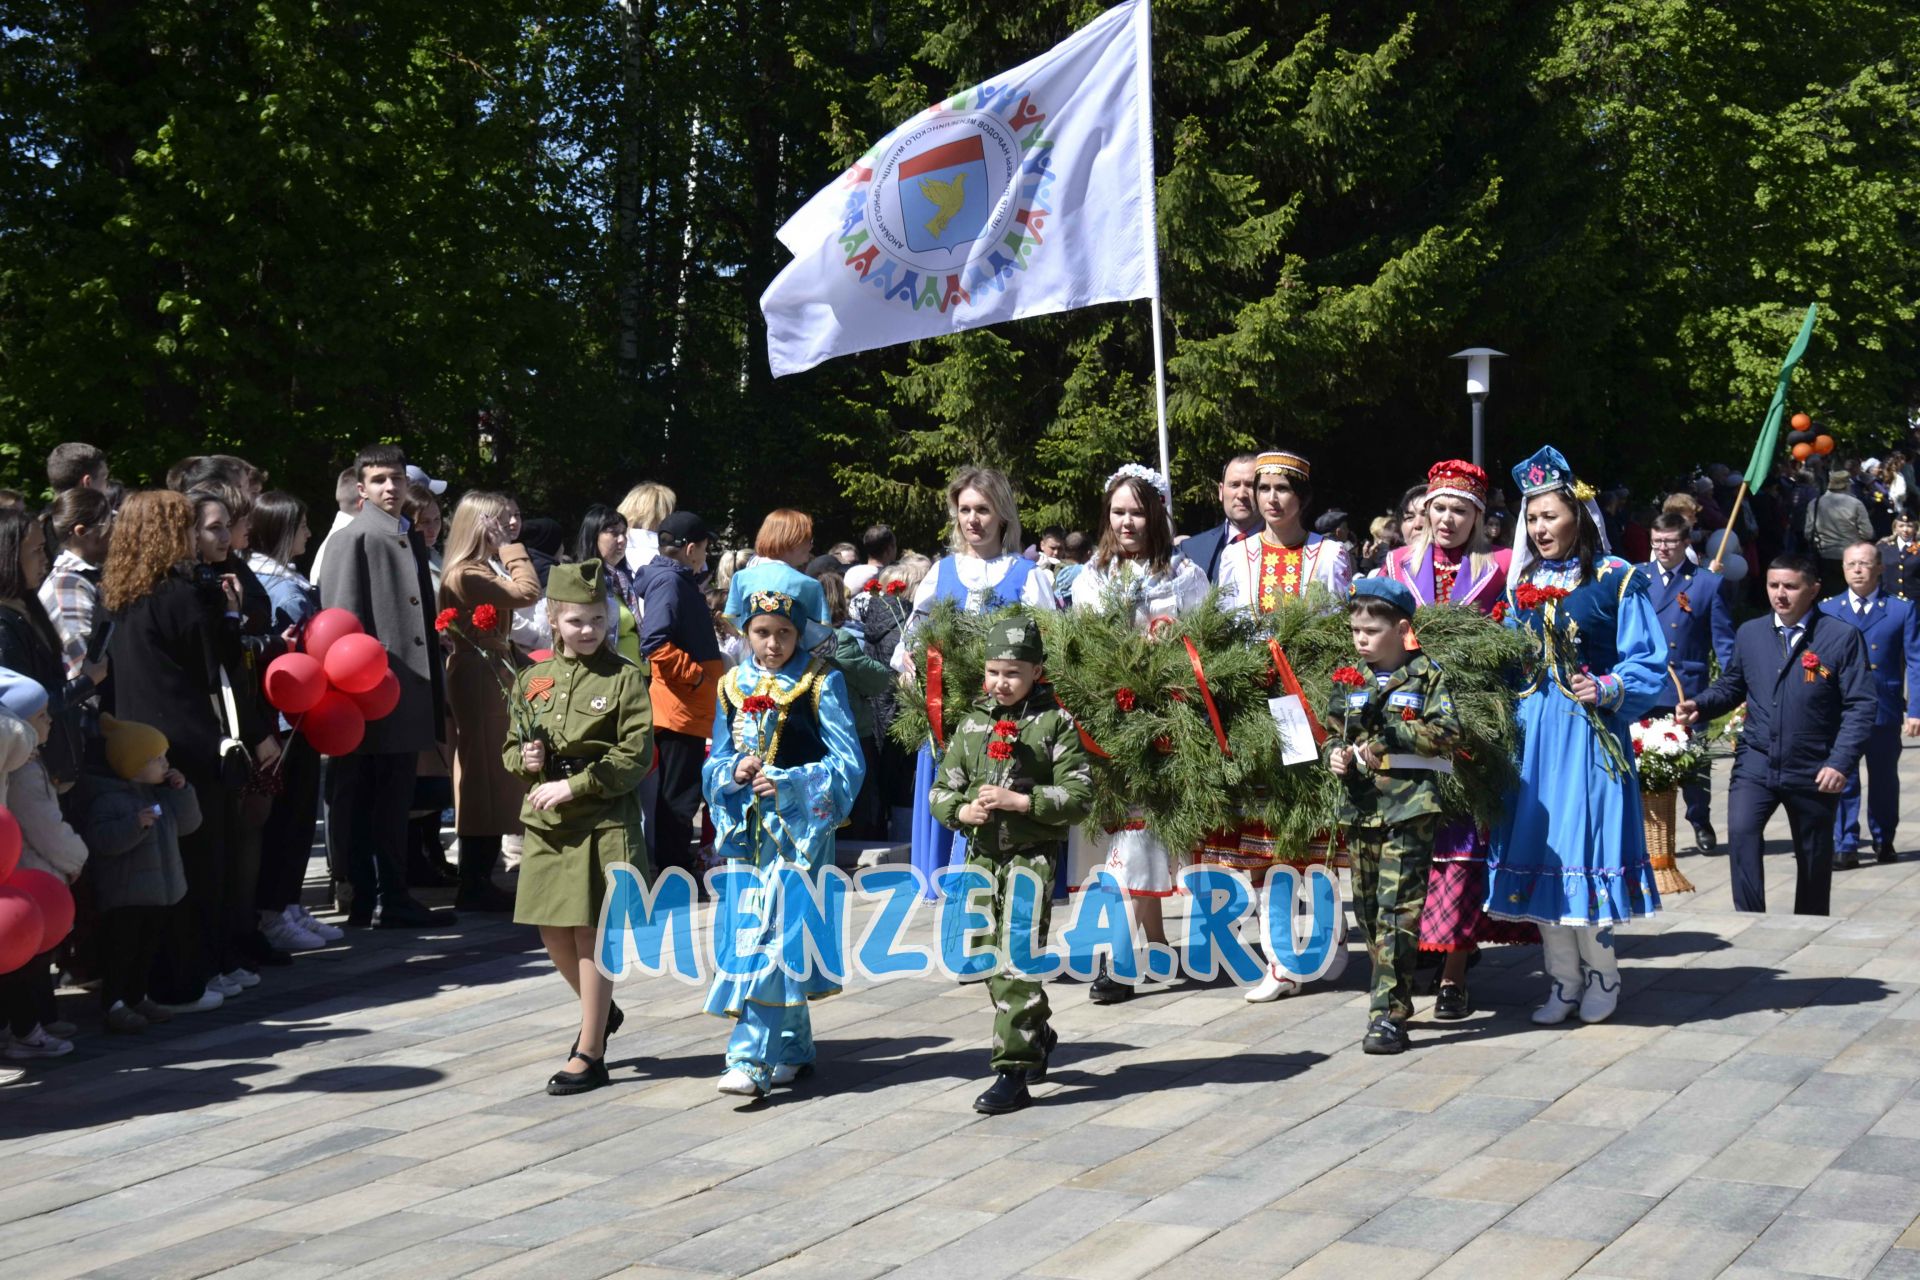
[547,558,604,605]
[982,615,1045,664]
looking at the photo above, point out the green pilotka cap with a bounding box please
[982,616,1045,664]
[547,559,603,605]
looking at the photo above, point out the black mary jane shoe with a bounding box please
[1362,1016,1411,1056]
[1024,1025,1059,1083]
[973,1070,1032,1115]
[569,1002,625,1059]
[547,1051,609,1096]
[1433,982,1472,1021]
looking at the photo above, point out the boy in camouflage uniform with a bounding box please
[930,616,1094,1114]
[1326,578,1463,1054]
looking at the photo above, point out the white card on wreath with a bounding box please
[1269,695,1319,766]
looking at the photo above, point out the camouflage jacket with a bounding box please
[1321,652,1462,827]
[929,686,1094,856]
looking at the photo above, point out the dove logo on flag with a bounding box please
[867,112,1026,280]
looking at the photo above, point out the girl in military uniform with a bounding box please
[704,589,864,1099]
[504,559,655,1096]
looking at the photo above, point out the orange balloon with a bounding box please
[1813,434,1835,455]
[1790,412,1812,432]
[1792,442,1813,461]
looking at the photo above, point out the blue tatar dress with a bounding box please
[908,554,1037,898]
[702,652,865,1091]
[1487,557,1669,926]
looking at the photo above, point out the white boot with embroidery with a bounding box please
[1532,925,1584,1025]
[1574,927,1620,1023]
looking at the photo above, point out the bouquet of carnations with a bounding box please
[1628,715,1709,794]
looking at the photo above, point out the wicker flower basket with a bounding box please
[1641,788,1695,894]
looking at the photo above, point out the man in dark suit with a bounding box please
[1641,511,1737,851]
[1176,454,1261,582]
[318,443,453,929]
[1680,554,1875,915]
[1819,540,1920,867]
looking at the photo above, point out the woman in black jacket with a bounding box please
[104,490,278,1011]
[0,508,102,790]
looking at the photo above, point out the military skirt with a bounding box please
[512,821,649,929]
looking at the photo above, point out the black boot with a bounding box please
[408,818,459,887]
[1025,1025,1059,1083]
[973,1070,1031,1115]
[455,837,515,913]
[1088,960,1132,1005]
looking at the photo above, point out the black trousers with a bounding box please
[652,729,705,878]
[100,905,168,1009]
[152,771,231,1001]
[258,736,322,913]
[0,951,55,1036]
[1727,773,1837,916]
[325,751,417,909]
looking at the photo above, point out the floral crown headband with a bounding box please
[1105,463,1172,508]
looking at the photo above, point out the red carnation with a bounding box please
[1514,584,1541,611]
[1540,586,1570,604]
[1633,740,1644,755]
[1800,651,1820,670]
[1401,707,1417,721]
[1152,735,1174,754]
[741,695,776,715]
[1331,666,1367,688]
[471,603,499,631]
[1489,601,1508,622]
[864,579,882,594]
[1115,687,1137,712]
[992,719,1020,738]
[986,740,1014,762]
[885,580,908,596]
[434,607,459,633]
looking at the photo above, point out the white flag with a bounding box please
[761,0,1158,377]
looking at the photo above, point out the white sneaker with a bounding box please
[160,987,224,1014]
[226,968,261,989]
[5,1025,74,1059]
[263,914,325,951]
[207,973,244,998]
[291,906,344,942]
[770,1063,800,1085]
[1245,964,1302,1003]
[716,1067,765,1097]
[0,1065,24,1085]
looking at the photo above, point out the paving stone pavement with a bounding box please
[6,749,1920,1279]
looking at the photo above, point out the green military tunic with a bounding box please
[1322,652,1462,1022]
[929,685,1094,1072]
[502,644,655,928]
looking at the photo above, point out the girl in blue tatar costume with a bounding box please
[704,588,864,1099]
[1488,446,1668,1027]
[893,466,1058,899]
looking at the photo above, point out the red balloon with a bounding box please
[0,888,41,973]
[0,804,18,883]
[9,868,73,952]
[301,608,365,664]
[301,690,367,757]
[264,652,329,715]
[1790,412,1812,431]
[1792,442,1813,462]
[348,668,401,720]
[323,633,389,695]
[528,649,554,663]
[1813,434,1836,456]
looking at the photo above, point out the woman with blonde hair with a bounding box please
[618,482,676,572]
[896,465,1057,896]
[438,490,540,912]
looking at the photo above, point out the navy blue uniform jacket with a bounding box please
[1816,589,1920,727]
[1693,611,1875,787]
[1639,560,1736,702]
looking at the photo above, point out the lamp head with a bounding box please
[1450,346,1507,398]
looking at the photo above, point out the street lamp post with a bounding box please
[1449,347,1506,469]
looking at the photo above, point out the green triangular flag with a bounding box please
[1742,304,1819,484]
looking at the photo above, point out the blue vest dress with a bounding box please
[1486,557,1668,926]
[910,556,1037,898]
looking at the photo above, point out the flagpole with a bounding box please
[1133,0,1172,509]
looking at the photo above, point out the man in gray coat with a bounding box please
[318,443,452,928]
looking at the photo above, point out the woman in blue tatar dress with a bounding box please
[1488,446,1667,1026]
[704,588,865,1099]
[893,467,1058,898]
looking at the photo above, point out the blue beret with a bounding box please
[1350,577,1416,617]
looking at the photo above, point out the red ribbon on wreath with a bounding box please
[1267,638,1328,746]
[925,644,946,751]
[1181,635,1232,757]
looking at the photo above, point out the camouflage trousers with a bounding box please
[964,847,1057,1073]
[1348,817,1437,1022]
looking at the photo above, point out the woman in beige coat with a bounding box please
[438,491,540,911]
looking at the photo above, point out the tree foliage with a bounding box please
[3,1,1914,540]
